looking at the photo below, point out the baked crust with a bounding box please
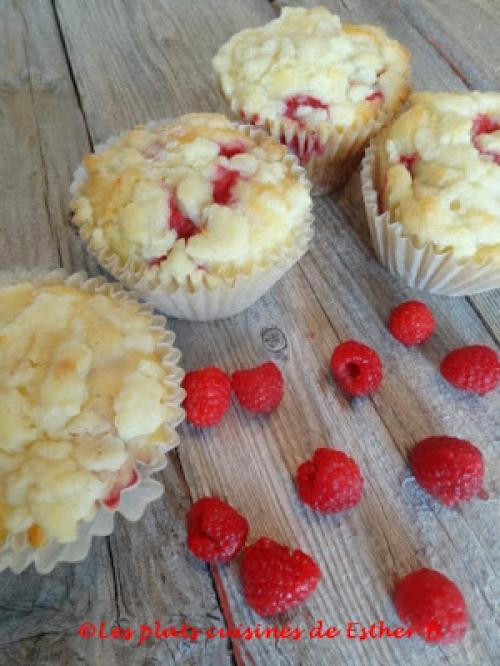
[212,7,411,133]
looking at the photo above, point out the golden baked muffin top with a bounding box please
[376,92,500,264]
[212,6,410,131]
[71,113,311,290]
[0,280,182,548]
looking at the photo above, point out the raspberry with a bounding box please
[399,152,419,175]
[218,140,247,158]
[388,300,435,346]
[232,362,284,414]
[168,196,198,240]
[241,537,321,616]
[440,345,500,394]
[186,497,248,563]
[410,436,484,506]
[394,568,468,644]
[365,90,384,101]
[212,166,240,205]
[103,467,139,510]
[296,448,364,513]
[182,367,231,427]
[330,340,383,396]
[284,94,329,122]
[471,114,500,165]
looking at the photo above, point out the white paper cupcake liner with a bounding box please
[220,83,409,195]
[70,120,314,321]
[0,269,185,574]
[361,145,500,295]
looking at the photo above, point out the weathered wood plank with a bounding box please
[273,0,500,340]
[0,2,231,664]
[399,0,500,91]
[54,1,499,664]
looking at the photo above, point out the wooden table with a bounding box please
[1,1,499,664]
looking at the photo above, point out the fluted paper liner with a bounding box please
[361,144,500,295]
[70,120,314,321]
[217,81,409,195]
[0,269,185,574]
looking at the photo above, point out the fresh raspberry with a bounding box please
[182,367,231,427]
[296,448,364,513]
[232,362,284,414]
[284,95,329,122]
[394,568,468,644]
[440,345,500,395]
[410,436,484,506]
[186,497,248,563]
[212,166,240,205]
[218,140,247,158]
[168,196,198,240]
[388,300,435,346]
[330,340,383,396]
[241,537,321,616]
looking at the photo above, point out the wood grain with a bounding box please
[52,1,500,665]
[0,2,231,664]
[399,0,500,90]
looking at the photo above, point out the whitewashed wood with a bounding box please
[53,1,499,665]
[0,2,231,665]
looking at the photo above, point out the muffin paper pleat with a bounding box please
[361,145,500,296]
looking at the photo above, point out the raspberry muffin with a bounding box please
[0,271,184,573]
[362,92,500,295]
[71,113,313,320]
[212,6,410,193]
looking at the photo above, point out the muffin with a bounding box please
[362,92,500,295]
[0,271,184,573]
[71,113,313,321]
[212,6,411,193]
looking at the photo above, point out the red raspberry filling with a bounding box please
[168,195,199,240]
[399,152,419,174]
[365,90,384,102]
[103,467,139,510]
[147,195,199,266]
[379,153,419,213]
[471,114,500,164]
[212,165,240,205]
[281,132,324,166]
[218,140,247,158]
[284,95,329,122]
[240,110,261,126]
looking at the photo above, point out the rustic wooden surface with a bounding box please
[0,1,499,665]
